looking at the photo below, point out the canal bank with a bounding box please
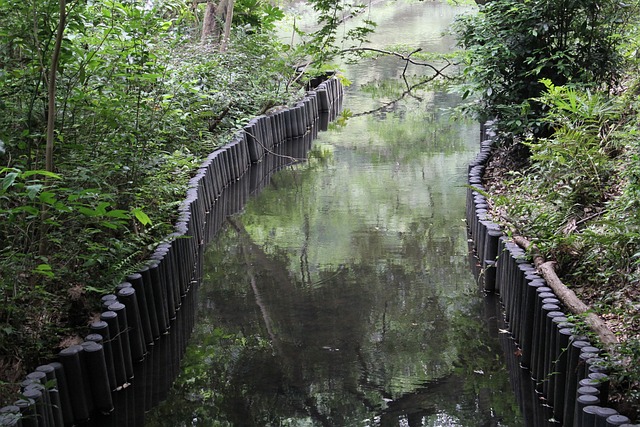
[145,1,530,425]
[0,78,344,427]
[467,124,638,426]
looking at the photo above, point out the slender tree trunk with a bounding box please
[201,0,233,47]
[219,0,234,52]
[201,0,217,43]
[46,0,66,173]
[39,0,66,257]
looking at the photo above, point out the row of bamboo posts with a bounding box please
[0,78,344,427]
[466,125,636,427]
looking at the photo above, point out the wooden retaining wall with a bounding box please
[466,124,635,427]
[0,77,344,427]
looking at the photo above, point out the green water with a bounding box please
[146,1,525,425]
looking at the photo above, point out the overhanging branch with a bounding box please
[351,75,438,118]
[340,47,455,79]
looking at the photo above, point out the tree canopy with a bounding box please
[453,0,632,138]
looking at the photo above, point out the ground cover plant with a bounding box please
[0,11,296,404]
[454,0,640,418]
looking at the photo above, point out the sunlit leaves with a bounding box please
[131,207,152,226]
[33,263,54,278]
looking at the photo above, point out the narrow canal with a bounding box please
[148,1,525,425]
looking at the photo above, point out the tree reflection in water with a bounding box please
[146,0,525,425]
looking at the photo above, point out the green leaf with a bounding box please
[132,207,152,226]
[25,184,43,200]
[95,201,111,215]
[1,172,18,192]
[78,206,98,217]
[99,221,120,230]
[12,206,39,216]
[84,285,112,294]
[105,209,129,219]
[138,73,163,81]
[39,192,58,205]
[33,264,54,278]
[21,170,62,180]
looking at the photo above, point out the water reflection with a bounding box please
[146,137,523,424]
[146,1,525,425]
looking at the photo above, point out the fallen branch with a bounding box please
[512,235,619,352]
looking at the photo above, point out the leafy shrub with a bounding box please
[452,0,631,139]
[0,0,300,393]
[496,81,622,252]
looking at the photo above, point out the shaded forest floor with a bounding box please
[482,142,640,422]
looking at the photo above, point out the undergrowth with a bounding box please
[0,23,300,405]
[484,79,640,417]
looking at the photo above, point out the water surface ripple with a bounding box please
[147,2,525,426]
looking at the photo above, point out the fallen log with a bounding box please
[512,235,619,353]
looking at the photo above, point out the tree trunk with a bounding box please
[46,0,66,173]
[40,0,66,257]
[201,0,217,43]
[201,0,234,47]
[219,0,234,52]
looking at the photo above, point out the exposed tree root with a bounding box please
[512,235,619,353]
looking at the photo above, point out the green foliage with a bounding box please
[528,80,620,210]
[495,82,623,252]
[491,81,640,406]
[234,0,285,32]
[609,338,640,404]
[290,0,377,73]
[0,0,311,389]
[332,108,353,128]
[452,0,631,139]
